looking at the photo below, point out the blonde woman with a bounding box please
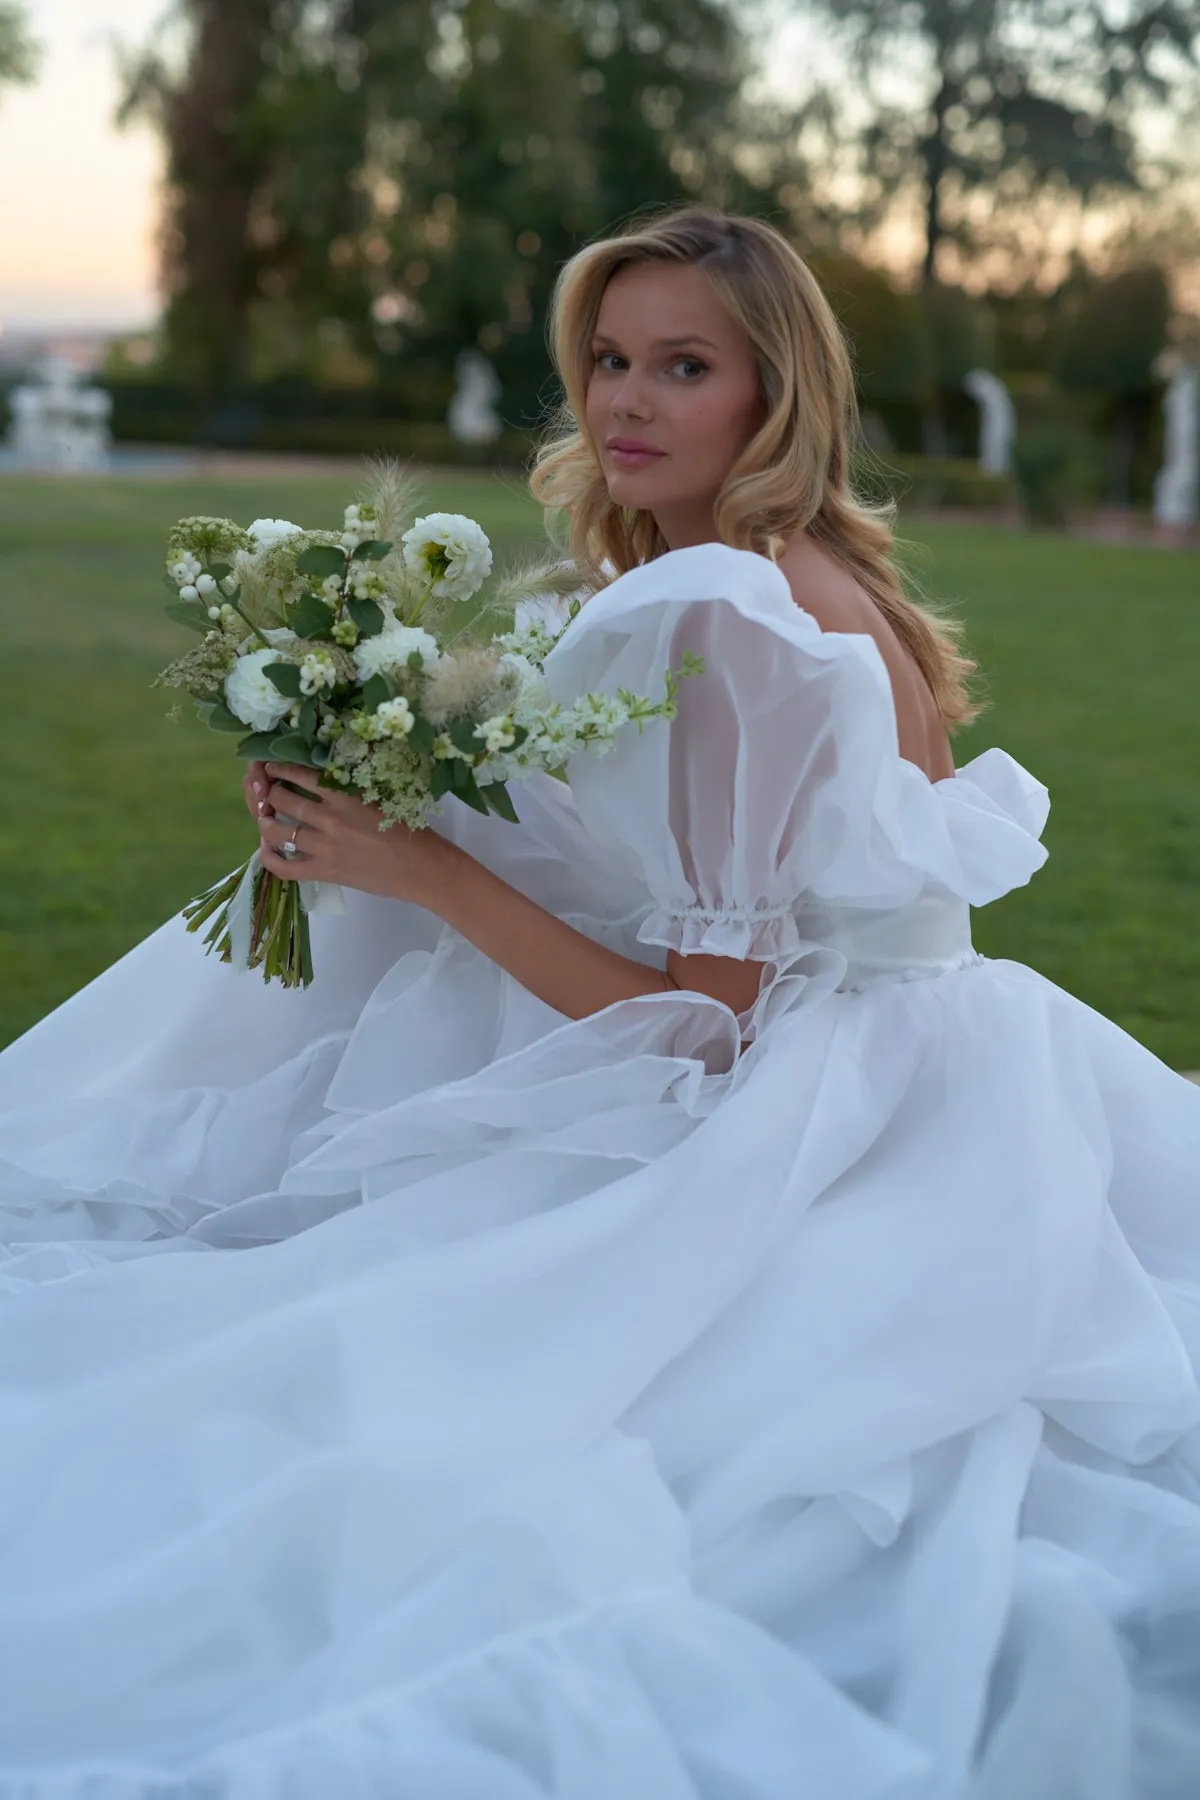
[1,205,1198,1798]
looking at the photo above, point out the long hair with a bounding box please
[529,204,980,729]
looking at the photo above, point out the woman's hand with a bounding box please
[255,762,447,906]
[242,760,272,823]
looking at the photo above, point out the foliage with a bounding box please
[0,1,38,94]
[800,0,1200,283]
[853,452,1012,511]
[1010,423,1106,526]
[1051,263,1172,399]
[118,0,805,416]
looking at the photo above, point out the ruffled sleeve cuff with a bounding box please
[636,900,804,962]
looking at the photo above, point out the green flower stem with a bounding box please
[406,575,436,626]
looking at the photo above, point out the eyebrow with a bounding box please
[591,333,719,351]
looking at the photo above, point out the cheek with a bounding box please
[672,382,762,470]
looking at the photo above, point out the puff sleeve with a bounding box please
[542,544,917,963]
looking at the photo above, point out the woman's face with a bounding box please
[584,261,767,545]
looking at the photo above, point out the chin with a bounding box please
[605,468,672,505]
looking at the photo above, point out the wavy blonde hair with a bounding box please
[530,204,980,729]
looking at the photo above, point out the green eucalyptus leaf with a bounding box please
[263,661,303,697]
[235,731,279,759]
[481,780,519,823]
[429,761,454,800]
[361,672,395,711]
[286,591,335,640]
[199,701,249,733]
[297,696,318,736]
[295,544,346,578]
[346,597,384,637]
[310,740,332,768]
[449,717,481,757]
[350,539,393,562]
[455,774,491,816]
[266,732,317,765]
[208,561,232,581]
[164,602,211,634]
[407,714,436,756]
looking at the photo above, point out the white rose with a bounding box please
[353,623,441,682]
[247,518,304,550]
[224,647,295,731]
[400,512,493,602]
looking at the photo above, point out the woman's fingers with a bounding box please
[266,782,319,824]
[265,761,323,795]
[243,760,273,819]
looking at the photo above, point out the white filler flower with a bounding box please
[353,623,441,682]
[225,647,295,731]
[373,697,415,737]
[400,513,493,602]
[247,518,304,550]
[475,714,516,755]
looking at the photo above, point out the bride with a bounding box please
[2,204,1199,1799]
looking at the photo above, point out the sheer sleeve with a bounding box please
[542,544,914,963]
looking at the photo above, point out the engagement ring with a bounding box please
[281,838,298,859]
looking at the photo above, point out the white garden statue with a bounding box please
[1153,361,1198,529]
[6,356,112,472]
[964,368,1016,476]
[447,348,502,446]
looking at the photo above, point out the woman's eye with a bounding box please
[673,358,708,379]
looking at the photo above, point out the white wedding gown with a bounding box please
[2,543,1199,1799]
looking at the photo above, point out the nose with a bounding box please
[609,363,653,422]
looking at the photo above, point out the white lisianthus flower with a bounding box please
[353,623,441,682]
[374,697,415,737]
[225,647,295,731]
[400,513,492,601]
[475,714,516,755]
[247,518,304,551]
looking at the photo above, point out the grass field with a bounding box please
[1,469,1198,1067]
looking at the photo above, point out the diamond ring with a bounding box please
[281,836,299,859]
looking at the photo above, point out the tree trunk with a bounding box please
[918,73,951,455]
[164,0,277,397]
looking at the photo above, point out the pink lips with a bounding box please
[606,439,666,466]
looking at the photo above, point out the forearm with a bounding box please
[413,831,675,1020]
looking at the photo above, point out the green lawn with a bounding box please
[1,471,1197,1068]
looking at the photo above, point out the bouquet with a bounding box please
[155,462,700,987]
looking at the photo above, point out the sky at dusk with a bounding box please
[0,0,163,334]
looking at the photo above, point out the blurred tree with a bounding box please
[799,1,1200,286]
[119,0,299,398]
[358,0,792,427]
[0,2,39,97]
[811,250,993,450]
[119,0,806,424]
[1050,260,1171,500]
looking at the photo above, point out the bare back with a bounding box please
[776,536,955,784]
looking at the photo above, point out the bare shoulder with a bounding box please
[774,536,955,782]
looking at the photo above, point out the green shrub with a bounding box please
[1011,425,1106,528]
[852,452,1012,512]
